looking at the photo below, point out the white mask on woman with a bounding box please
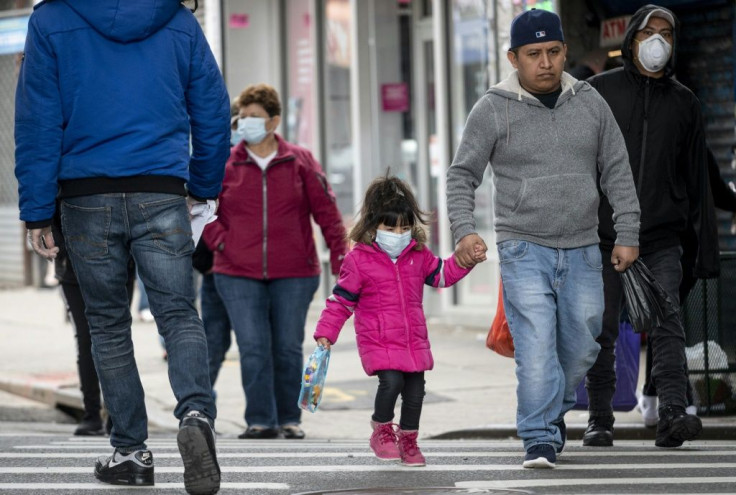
[238,117,269,144]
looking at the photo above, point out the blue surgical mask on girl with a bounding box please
[238,116,269,144]
[375,230,412,259]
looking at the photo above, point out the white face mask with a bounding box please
[636,34,672,73]
[238,117,270,144]
[375,230,412,259]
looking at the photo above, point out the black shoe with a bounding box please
[74,416,105,436]
[280,424,305,439]
[238,426,279,439]
[655,405,703,448]
[552,419,566,454]
[582,415,614,447]
[177,410,221,495]
[94,449,154,486]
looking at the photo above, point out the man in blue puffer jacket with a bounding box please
[15,1,229,493]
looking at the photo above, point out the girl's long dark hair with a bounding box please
[349,173,429,248]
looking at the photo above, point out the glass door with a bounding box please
[410,14,439,252]
[446,0,498,308]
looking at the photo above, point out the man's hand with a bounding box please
[454,233,488,268]
[611,245,639,272]
[186,195,205,220]
[28,227,59,261]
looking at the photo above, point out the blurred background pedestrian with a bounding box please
[203,83,348,440]
[584,5,718,449]
[568,48,608,80]
[638,146,736,425]
[192,237,232,398]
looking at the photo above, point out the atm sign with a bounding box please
[600,16,631,48]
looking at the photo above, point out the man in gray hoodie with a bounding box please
[446,8,640,469]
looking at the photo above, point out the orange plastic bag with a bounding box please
[486,280,514,358]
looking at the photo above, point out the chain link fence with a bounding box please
[682,253,736,415]
[0,53,19,206]
[0,45,27,287]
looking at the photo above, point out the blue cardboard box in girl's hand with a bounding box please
[298,345,330,412]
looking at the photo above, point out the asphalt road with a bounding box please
[1,421,735,494]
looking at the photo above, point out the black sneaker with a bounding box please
[74,416,105,436]
[94,449,154,486]
[582,415,614,447]
[280,424,306,439]
[552,419,566,455]
[238,425,280,439]
[177,410,221,495]
[522,444,556,468]
[655,405,703,448]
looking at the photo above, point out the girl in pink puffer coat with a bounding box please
[314,175,474,467]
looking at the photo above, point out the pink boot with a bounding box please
[398,429,426,467]
[369,421,400,460]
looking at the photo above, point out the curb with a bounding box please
[0,377,82,411]
[4,377,736,441]
[0,377,178,433]
[429,423,736,441]
[0,405,76,424]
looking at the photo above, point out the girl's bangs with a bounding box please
[378,205,414,227]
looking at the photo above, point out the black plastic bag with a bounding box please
[620,258,678,334]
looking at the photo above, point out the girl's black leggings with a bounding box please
[372,370,425,430]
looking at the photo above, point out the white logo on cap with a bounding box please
[535,30,546,38]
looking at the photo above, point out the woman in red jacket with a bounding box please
[204,83,348,440]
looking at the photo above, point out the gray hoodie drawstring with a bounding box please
[506,99,510,146]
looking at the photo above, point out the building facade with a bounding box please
[1,0,734,326]
[217,0,735,323]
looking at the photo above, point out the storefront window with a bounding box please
[0,7,30,207]
[322,0,354,221]
[285,0,317,151]
[448,0,497,306]
[513,0,556,13]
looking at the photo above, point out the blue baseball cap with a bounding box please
[509,8,564,50]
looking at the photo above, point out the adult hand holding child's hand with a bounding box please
[454,233,487,268]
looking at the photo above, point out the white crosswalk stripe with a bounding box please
[1,435,735,493]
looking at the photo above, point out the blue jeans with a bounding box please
[136,273,150,312]
[201,273,231,389]
[214,274,319,428]
[498,240,603,451]
[61,193,216,451]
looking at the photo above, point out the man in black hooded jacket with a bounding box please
[582,4,719,448]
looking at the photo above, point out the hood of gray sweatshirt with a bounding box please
[446,70,640,249]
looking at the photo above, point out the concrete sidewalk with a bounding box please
[1,286,735,443]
